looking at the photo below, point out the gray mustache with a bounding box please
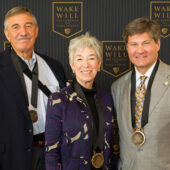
[17,36,31,40]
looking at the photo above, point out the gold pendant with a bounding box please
[91,152,104,168]
[131,129,145,146]
[29,110,38,123]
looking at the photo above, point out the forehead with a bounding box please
[128,32,153,42]
[7,13,34,26]
[75,47,96,55]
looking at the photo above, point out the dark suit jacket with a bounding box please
[45,82,117,170]
[0,47,67,170]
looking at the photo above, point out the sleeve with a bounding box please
[110,85,120,170]
[45,93,63,170]
[101,91,119,170]
[111,82,116,104]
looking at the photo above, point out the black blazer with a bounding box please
[0,47,67,170]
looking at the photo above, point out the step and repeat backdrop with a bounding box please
[0,0,170,92]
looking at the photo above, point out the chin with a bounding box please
[20,47,31,53]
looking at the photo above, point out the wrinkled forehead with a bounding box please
[6,13,36,27]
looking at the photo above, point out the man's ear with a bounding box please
[157,39,161,52]
[4,29,10,42]
[35,26,39,38]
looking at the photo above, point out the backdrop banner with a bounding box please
[1,0,170,92]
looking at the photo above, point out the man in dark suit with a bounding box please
[0,6,67,170]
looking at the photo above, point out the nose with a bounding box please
[137,45,144,54]
[83,59,90,67]
[20,26,27,35]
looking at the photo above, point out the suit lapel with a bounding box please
[120,73,133,131]
[0,50,30,120]
[149,61,170,115]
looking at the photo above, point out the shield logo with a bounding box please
[102,41,131,77]
[52,2,83,38]
[150,1,170,38]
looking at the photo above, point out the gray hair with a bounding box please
[68,32,102,63]
[4,6,38,29]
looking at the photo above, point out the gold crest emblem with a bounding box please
[162,28,168,34]
[64,28,71,35]
[113,67,119,73]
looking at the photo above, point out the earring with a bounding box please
[72,70,75,74]
[98,67,100,72]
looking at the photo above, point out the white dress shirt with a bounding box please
[20,51,60,135]
[135,62,156,89]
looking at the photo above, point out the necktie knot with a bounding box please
[139,76,147,88]
[140,75,147,82]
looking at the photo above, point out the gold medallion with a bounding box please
[91,152,104,168]
[29,110,38,123]
[131,130,145,146]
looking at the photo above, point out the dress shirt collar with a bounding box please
[135,61,157,88]
[135,62,157,82]
[18,51,37,70]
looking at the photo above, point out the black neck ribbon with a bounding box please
[10,49,51,108]
[131,60,159,129]
[73,81,105,153]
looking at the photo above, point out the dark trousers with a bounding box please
[31,146,45,170]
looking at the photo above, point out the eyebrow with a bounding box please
[25,22,33,25]
[128,39,151,44]
[11,22,33,27]
[11,24,19,28]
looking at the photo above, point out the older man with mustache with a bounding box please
[0,6,67,170]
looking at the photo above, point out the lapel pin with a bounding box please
[164,81,169,86]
